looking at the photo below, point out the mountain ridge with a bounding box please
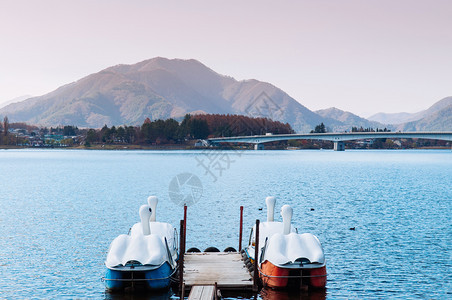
[0,57,323,132]
[0,95,34,110]
[315,107,387,131]
[368,97,452,125]
[395,103,452,131]
[0,57,450,132]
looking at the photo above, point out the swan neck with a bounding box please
[148,196,158,222]
[266,196,276,222]
[281,205,293,235]
[139,205,152,235]
[267,207,274,222]
[141,214,151,235]
[283,217,291,235]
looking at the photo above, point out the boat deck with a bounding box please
[183,252,253,290]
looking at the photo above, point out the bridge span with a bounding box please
[207,131,452,151]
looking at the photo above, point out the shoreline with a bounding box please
[0,145,450,151]
[0,144,200,150]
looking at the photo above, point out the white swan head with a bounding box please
[266,196,276,222]
[139,204,152,235]
[147,196,158,222]
[281,204,293,235]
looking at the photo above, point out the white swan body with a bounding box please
[105,233,169,268]
[261,232,325,267]
[247,197,296,263]
[128,196,178,262]
[104,199,179,290]
[261,204,324,266]
[129,222,177,260]
[105,204,175,269]
[245,199,327,289]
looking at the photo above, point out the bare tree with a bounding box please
[3,116,8,136]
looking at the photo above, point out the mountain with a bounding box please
[367,112,413,125]
[1,57,448,132]
[316,107,388,131]
[368,97,452,125]
[396,103,452,131]
[0,95,33,109]
[0,57,323,132]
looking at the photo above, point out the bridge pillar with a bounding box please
[334,141,345,151]
[254,143,265,150]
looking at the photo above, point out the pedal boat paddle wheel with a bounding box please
[104,196,178,291]
[244,197,327,289]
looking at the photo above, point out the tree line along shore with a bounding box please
[0,114,448,150]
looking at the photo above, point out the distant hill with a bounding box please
[367,112,413,125]
[368,97,452,125]
[0,95,33,109]
[316,107,388,131]
[396,103,452,131]
[0,57,323,132]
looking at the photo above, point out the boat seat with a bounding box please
[294,257,311,264]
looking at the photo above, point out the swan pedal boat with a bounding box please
[244,197,327,289]
[104,197,178,291]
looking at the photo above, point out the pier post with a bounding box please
[253,219,260,292]
[239,206,243,252]
[179,219,185,295]
[183,205,187,252]
[334,141,345,151]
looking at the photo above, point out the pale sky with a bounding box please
[0,0,451,117]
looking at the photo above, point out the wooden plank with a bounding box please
[189,286,203,300]
[184,253,253,290]
[188,285,215,300]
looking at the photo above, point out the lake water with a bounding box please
[0,149,451,299]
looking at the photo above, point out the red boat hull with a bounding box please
[260,261,326,289]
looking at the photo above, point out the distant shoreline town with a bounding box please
[0,114,449,151]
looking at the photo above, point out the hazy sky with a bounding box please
[0,0,451,117]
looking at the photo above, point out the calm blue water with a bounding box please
[0,149,451,299]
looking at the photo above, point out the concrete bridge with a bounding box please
[207,131,452,151]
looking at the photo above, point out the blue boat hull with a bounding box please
[105,262,173,291]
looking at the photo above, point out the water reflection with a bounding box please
[218,288,326,300]
[104,289,175,300]
[103,287,326,300]
[260,288,326,300]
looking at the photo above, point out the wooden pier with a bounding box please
[179,205,257,298]
[184,252,253,289]
[187,285,216,300]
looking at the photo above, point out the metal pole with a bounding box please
[239,206,243,251]
[179,219,184,295]
[253,219,260,292]
[183,205,187,253]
